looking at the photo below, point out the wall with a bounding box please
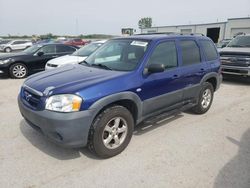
[141,17,250,42]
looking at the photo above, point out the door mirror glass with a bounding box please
[37,51,44,56]
[146,64,165,74]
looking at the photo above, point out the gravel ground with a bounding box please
[0,75,249,188]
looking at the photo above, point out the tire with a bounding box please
[88,105,134,158]
[9,63,28,79]
[192,82,214,114]
[5,47,11,53]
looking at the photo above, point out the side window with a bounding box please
[56,45,75,53]
[200,40,218,61]
[148,41,177,69]
[180,40,201,66]
[39,45,56,54]
[13,41,24,44]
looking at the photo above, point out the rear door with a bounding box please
[177,39,209,100]
[11,41,24,50]
[140,40,184,116]
[56,45,76,56]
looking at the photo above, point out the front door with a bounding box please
[30,45,57,71]
[139,40,184,116]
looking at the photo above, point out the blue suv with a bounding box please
[18,34,222,158]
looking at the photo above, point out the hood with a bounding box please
[47,55,87,66]
[24,64,128,95]
[220,47,250,55]
[0,52,28,59]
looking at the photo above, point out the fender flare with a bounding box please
[89,91,143,121]
[200,72,221,91]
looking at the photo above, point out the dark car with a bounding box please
[220,34,250,78]
[0,43,78,78]
[18,34,221,158]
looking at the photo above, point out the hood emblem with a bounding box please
[24,91,32,101]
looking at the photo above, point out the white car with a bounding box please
[0,40,33,52]
[45,40,106,70]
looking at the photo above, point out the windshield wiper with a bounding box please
[80,60,90,66]
[228,45,245,47]
[91,63,113,70]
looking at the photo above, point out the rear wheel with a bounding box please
[88,105,134,158]
[9,63,28,79]
[192,82,214,114]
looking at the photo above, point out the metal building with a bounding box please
[141,17,250,43]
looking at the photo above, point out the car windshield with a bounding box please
[72,43,103,57]
[227,36,250,47]
[23,45,42,53]
[84,39,149,71]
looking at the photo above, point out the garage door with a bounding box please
[231,28,250,38]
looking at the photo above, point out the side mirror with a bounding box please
[37,51,44,56]
[221,44,227,48]
[146,64,165,74]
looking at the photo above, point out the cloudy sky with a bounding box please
[0,0,249,36]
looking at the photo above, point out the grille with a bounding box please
[22,88,43,110]
[220,53,250,67]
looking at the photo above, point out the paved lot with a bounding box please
[0,76,250,188]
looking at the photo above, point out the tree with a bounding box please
[138,17,152,30]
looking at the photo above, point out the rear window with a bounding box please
[200,40,218,61]
[180,40,201,66]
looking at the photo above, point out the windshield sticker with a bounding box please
[131,41,148,47]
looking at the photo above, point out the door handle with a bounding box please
[52,55,58,58]
[172,74,179,79]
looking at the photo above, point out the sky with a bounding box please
[0,0,250,36]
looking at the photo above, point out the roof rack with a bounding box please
[135,32,204,36]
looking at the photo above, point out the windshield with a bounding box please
[72,43,103,57]
[227,36,250,47]
[23,45,42,53]
[84,39,149,71]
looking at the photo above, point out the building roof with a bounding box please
[143,17,250,30]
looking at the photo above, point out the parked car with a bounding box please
[220,34,250,77]
[0,39,12,45]
[64,38,86,46]
[18,34,221,158]
[45,40,106,70]
[0,40,33,52]
[0,43,78,78]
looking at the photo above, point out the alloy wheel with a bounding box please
[102,117,128,149]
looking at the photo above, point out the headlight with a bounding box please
[0,58,13,65]
[45,94,82,112]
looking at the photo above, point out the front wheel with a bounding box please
[9,63,28,79]
[192,82,214,114]
[88,106,134,158]
[5,47,11,53]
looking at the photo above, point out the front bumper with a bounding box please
[18,95,95,148]
[0,65,9,75]
[221,65,250,76]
